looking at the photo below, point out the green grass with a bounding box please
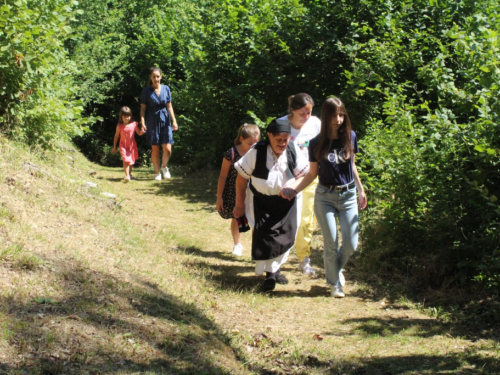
[0,137,499,374]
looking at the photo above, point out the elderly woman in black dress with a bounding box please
[233,120,309,292]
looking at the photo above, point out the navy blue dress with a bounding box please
[141,84,174,146]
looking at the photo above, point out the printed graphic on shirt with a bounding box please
[293,139,309,150]
[327,149,349,165]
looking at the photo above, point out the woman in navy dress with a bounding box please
[140,67,178,180]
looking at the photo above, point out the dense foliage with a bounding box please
[1,0,499,297]
[338,0,500,293]
[0,0,92,148]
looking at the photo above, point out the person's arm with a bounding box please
[233,174,248,218]
[135,122,145,136]
[216,158,231,212]
[352,156,367,210]
[279,162,318,200]
[111,125,120,153]
[167,102,178,131]
[140,104,147,132]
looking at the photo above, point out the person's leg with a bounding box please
[231,218,240,245]
[151,145,161,174]
[129,164,133,179]
[231,218,243,256]
[123,161,129,177]
[161,144,172,178]
[162,144,172,168]
[295,178,318,261]
[275,268,289,285]
[336,188,359,275]
[314,187,340,287]
[261,271,276,292]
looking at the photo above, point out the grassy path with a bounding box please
[0,142,499,374]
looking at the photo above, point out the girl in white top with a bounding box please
[276,93,321,276]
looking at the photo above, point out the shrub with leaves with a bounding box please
[0,0,92,148]
[339,0,500,293]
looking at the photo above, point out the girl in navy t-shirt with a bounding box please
[279,96,367,298]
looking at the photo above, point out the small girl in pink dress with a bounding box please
[112,106,145,182]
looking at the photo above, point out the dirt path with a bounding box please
[1,140,497,374]
[97,165,499,374]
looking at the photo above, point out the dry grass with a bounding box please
[0,135,499,374]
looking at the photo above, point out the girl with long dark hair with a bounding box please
[280,97,367,298]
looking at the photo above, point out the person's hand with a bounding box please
[279,187,297,201]
[233,202,245,218]
[358,191,367,210]
[141,124,147,132]
[111,147,116,154]
[216,197,223,212]
[172,121,178,131]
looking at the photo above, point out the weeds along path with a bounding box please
[97,165,499,374]
[0,141,498,374]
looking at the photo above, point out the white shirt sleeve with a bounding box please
[234,147,257,179]
[311,116,322,135]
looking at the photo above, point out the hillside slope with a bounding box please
[0,137,499,374]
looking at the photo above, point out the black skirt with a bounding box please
[250,183,298,261]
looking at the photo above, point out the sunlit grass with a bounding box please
[0,138,499,374]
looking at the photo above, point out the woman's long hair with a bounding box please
[314,97,353,162]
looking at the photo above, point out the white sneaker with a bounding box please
[297,257,315,275]
[339,270,345,287]
[123,176,130,183]
[154,172,162,181]
[162,167,171,179]
[232,243,243,256]
[331,285,345,298]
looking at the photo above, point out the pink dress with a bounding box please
[119,122,139,165]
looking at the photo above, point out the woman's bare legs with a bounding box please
[151,145,161,174]
[162,144,172,169]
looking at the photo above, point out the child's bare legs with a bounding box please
[123,162,131,179]
[231,218,240,245]
[231,218,243,256]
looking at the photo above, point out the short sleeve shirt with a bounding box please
[276,115,321,159]
[309,131,359,186]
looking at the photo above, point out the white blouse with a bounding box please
[234,142,309,194]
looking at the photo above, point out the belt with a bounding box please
[323,181,355,192]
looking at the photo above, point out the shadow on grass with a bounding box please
[99,168,159,183]
[102,176,124,183]
[177,250,336,298]
[0,256,273,375]
[176,244,238,262]
[126,167,219,207]
[333,316,449,338]
[0,362,12,373]
[285,353,500,375]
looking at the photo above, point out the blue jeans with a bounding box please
[314,183,359,287]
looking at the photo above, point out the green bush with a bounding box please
[340,0,500,293]
[0,0,93,148]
